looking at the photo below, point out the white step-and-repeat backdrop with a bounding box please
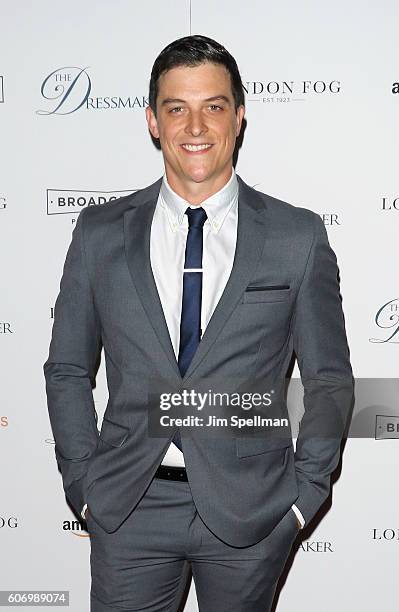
[1,1,398,610]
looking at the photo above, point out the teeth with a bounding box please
[182,143,212,152]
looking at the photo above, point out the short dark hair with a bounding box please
[149,34,245,116]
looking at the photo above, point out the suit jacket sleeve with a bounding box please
[292,212,354,525]
[43,207,101,517]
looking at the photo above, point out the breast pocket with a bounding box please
[241,284,292,304]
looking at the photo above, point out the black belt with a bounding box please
[154,464,188,481]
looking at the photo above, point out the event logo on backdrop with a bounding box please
[0,76,4,103]
[346,379,399,440]
[320,213,341,225]
[0,323,13,334]
[37,67,147,115]
[0,195,6,209]
[369,299,399,343]
[299,541,334,553]
[382,196,399,210]
[372,528,399,540]
[243,79,341,104]
[0,517,18,529]
[46,188,136,214]
[375,415,399,439]
[63,518,90,538]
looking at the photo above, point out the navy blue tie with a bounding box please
[173,206,207,451]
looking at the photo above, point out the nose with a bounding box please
[184,110,208,137]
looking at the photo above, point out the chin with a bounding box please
[185,168,212,184]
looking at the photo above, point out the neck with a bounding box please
[165,166,233,205]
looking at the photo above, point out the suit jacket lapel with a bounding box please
[123,174,268,383]
[123,178,183,382]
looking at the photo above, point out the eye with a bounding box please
[209,104,223,111]
[169,106,183,113]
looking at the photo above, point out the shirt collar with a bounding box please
[159,167,238,234]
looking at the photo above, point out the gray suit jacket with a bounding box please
[43,174,354,547]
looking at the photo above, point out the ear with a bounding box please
[235,105,245,137]
[145,105,160,139]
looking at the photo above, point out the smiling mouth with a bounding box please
[181,143,213,152]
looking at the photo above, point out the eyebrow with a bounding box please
[161,95,231,106]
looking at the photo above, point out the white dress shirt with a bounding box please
[82,168,305,529]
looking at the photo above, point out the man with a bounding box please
[44,35,354,611]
